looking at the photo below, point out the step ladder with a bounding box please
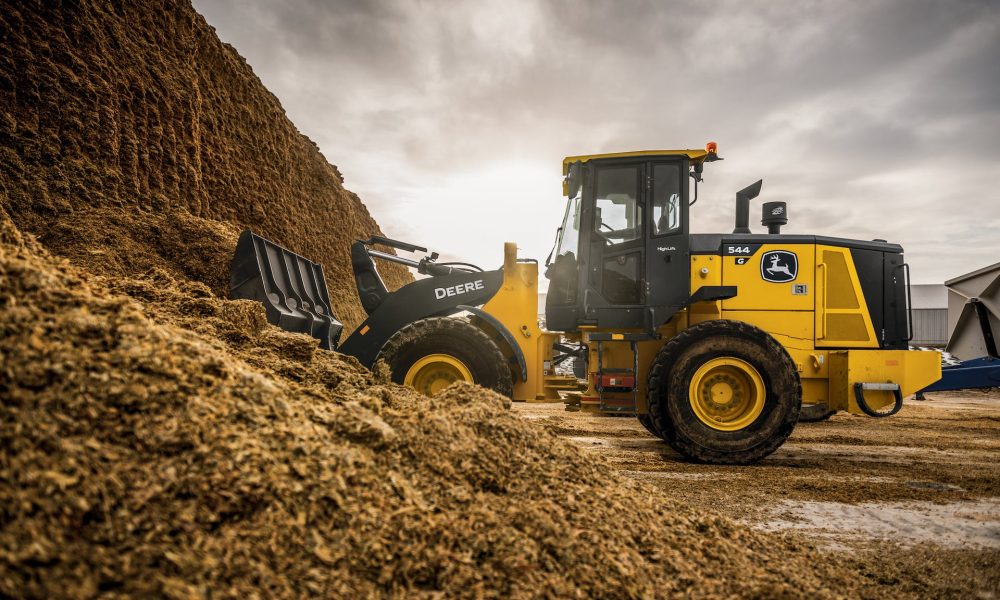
[589,332,654,414]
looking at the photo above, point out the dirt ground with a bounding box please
[516,390,1000,598]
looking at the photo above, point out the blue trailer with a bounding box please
[919,265,1000,394]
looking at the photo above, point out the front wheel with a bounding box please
[379,317,513,397]
[648,320,801,464]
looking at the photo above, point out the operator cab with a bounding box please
[545,146,720,332]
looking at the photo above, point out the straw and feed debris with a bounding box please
[0,209,857,598]
[2,0,868,598]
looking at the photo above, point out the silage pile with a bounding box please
[0,1,860,598]
[0,207,854,598]
[0,0,409,331]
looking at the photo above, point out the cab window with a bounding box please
[652,163,681,235]
[554,188,582,259]
[594,166,641,245]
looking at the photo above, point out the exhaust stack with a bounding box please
[733,179,763,234]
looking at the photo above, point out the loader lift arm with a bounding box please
[351,235,483,316]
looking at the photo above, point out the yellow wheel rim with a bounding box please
[688,357,766,431]
[404,354,474,396]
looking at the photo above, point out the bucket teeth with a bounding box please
[230,229,343,349]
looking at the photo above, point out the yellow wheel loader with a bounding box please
[231,143,942,464]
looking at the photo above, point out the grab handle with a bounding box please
[853,382,903,418]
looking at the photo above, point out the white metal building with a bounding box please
[910,284,948,347]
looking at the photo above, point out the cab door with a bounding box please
[585,162,646,328]
[644,160,690,324]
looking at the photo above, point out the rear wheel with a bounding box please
[648,320,800,464]
[798,403,836,423]
[637,414,662,438]
[379,317,513,397]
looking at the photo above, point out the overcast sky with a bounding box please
[194,0,999,286]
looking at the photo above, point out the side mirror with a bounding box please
[689,161,704,206]
[690,161,704,182]
[566,162,582,198]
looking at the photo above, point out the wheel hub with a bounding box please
[689,357,766,431]
[404,354,474,396]
[703,373,746,410]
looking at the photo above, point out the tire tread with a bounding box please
[647,320,801,464]
[379,317,514,397]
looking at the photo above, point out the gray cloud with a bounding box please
[194,0,1000,283]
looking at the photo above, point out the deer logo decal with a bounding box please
[760,251,798,283]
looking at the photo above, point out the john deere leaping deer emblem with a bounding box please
[760,251,797,283]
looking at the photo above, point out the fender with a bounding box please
[340,269,504,368]
[457,305,528,382]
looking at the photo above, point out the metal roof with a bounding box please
[562,149,711,175]
[945,261,1000,287]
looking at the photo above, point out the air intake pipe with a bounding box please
[761,201,787,234]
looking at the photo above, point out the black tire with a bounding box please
[647,320,801,465]
[798,404,836,423]
[572,355,587,380]
[379,317,513,397]
[637,414,663,438]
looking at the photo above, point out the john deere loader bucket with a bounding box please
[230,230,343,349]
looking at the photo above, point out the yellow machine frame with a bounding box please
[481,241,941,416]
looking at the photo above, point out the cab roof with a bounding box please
[562,149,710,175]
